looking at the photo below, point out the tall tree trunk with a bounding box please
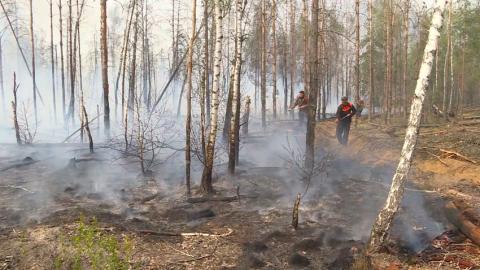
[185,0,197,196]
[129,6,140,114]
[260,0,267,128]
[50,0,57,122]
[0,38,4,113]
[354,0,360,107]
[402,0,410,119]
[201,0,223,194]
[442,33,449,120]
[368,0,447,252]
[368,0,374,121]
[383,0,390,124]
[68,0,75,124]
[203,0,210,124]
[302,0,309,95]
[59,0,66,122]
[272,0,278,119]
[101,0,110,137]
[447,0,454,115]
[229,0,245,174]
[29,0,37,125]
[306,0,319,171]
[283,35,288,115]
[289,0,296,118]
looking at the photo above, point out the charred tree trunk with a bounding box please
[368,0,447,251]
[201,0,223,194]
[82,106,94,153]
[100,0,110,137]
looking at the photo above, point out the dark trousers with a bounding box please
[336,120,351,145]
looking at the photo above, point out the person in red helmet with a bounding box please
[336,96,357,145]
[289,90,309,123]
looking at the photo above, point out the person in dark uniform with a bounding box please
[336,96,357,145]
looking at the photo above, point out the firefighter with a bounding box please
[336,96,357,145]
[289,90,309,123]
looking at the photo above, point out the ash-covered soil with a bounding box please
[0,119,469,269]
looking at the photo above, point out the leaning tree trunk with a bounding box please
[185,0,197,196]
[305,0,319,171]
[201,0,223,194]
[100,0,110,137]
[368,0,447,252]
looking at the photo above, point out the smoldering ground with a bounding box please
[0,116,450,268]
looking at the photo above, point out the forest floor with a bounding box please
[0,109,479,270]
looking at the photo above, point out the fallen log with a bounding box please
[463,115,480,120]
[0,157,37,172]
[439,149,477,164]
[136,228,233,238]
[444,202,480,246]
[187,195,256,203]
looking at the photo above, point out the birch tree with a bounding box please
[201,0,223,193]
[368,0,448,252]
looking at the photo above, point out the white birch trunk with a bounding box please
[368,0,448,252]
[201,0,223,193]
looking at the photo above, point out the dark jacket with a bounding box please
[336,102,357,122]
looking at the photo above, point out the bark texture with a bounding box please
[368,0,447,252]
